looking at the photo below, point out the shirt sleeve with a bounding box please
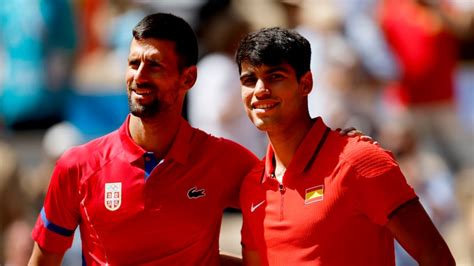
[241,212,258,251]
[239,163,266,252]
[223,142,259,209]
[31,156,81,253]
[350,146,417,225]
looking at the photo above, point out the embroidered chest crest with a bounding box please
[105,182,122,211]
[305,185,324,205]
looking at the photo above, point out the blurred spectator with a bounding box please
[0,142,29,264]
[339,0,400,83]
[451,0,474,134]
[0,0,77,130]
[75,0,107,58]
[233,0,286,30]
[300,0,358,127]
[74,0,147,86]
[454,167,474,265]
[188,0,267,157]
[379,0,474,172]
[376,2,473,263]
[3,220,33,266]
[69,0,143,140]
[277,0,382,137]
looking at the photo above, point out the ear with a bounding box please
[181,65,197,91]
[299,71,313,96]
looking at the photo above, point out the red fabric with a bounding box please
[32,115,258,265]
[379,0,458,105]
[240,118,416,265]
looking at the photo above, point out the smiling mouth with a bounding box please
[133,89,153,95]
[252,102,278,110]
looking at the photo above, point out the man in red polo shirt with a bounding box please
[235,27,455,265]
[28,13,258,265]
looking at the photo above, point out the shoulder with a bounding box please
[57,130,121,174]
[243,160,265,182]
[194,127,256,154]
[336,135,399,178]
[240,160,265,199]
[189,127,259,167]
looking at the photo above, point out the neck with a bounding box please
[129,113,181,159]
[268,116,313,171]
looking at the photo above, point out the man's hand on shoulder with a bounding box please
[336,127,378,145]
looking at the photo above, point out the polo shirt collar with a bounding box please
[165,117,191,165]
[119,114,191,165]
[262,117,328,184]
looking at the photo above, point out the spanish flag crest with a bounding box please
[305,185,324,205]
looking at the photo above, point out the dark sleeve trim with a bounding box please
[40,207,75,237]
[387,196,419,220]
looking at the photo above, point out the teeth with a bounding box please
[254,103,275,109]
[135,90,152,95]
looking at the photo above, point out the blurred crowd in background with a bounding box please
[0,0,473,265]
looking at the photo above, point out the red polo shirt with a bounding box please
[32,115,258,265]
[240,117,416,265]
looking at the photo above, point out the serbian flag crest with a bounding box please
[105,182,122,211]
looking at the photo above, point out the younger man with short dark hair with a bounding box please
[236,27,455,266]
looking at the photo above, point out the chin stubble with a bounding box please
[128,96,160,118]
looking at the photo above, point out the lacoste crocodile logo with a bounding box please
[187,187,206,199]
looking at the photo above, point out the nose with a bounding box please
[134,63,149,84]
[254,79,270,98]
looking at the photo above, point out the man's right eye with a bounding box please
[241,77,257,86]
[128,60,140,69]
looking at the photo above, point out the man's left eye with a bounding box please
[270,74,283,80]
[149,62,161,68]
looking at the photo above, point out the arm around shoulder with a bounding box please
[28,242,64,266]
[386,199,455,266]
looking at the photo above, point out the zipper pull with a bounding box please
[279,184,286,193]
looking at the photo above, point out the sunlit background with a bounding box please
[0,0,473,265]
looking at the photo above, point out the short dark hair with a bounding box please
[235,27,311,80]
[133,13,198,69]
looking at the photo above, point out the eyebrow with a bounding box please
[127,56,164,66]
[241,65,290,75]
[240,72,255,80]
[264,66,290,74]
[240,65,291,80]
